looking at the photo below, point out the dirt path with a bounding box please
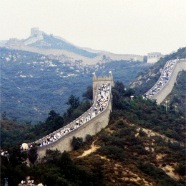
[77,140,100,158]
[160,164,180,180]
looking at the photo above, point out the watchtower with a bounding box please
[92,71,114,100]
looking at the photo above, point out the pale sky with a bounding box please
[0,0,186,55]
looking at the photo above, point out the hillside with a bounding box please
[0,120,32,148]
[6,28,98,58]
[0,47,149,123]
[0,47,92,123]
[1,56,186,184]
[1,83,185,186]
[69,85,185,185]
[26,33,98,58]
[1,45,186,185]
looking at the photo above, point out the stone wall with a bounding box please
[37,75,114,157]
[37,100,111,157]
[153,59,186,104]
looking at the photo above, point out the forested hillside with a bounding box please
[1,92,92,149]
[1,82,185,186]
[1,47,185,186]
[1,47,148,123]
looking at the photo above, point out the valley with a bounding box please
[0,47,148,123]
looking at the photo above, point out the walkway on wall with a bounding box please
[35,83,111,148]
[21,77,113,154]
[145,58,186,104]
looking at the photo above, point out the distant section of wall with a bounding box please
[147,52,163,64]
[37,73,114,158]
[153,59,186,104]
[31,27,40,36]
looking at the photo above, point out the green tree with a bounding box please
[124,88,135,97]
[45,110,64,131]
[83,86,93,100]
[114,81,126,96]
[1,111,8,120]
[66,95,80,109]
[175,163,186,176]
[71,136,84,150]
[28,147,38,164]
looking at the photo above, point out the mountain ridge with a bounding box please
[2,28,144,65]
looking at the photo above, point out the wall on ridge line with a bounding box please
[37,89,112,158]
[153,60,186,104]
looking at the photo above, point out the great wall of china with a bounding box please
[21,59,185,157]
[34,73,114,157]
[145,58,186,104]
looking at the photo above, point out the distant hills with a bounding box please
[2,28,144,65]
[0,40,7,46]
[1,28,185,123]
[23,28,98,58]
[0,47,148,123]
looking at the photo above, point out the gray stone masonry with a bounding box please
[37,74,114,158]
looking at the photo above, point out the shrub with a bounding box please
[71,137,84,150]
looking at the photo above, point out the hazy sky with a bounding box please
[0,0,186,55]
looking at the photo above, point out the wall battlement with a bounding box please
[93,76,113,81]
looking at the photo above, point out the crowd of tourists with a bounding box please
[1,149,9,157]
[21,83,111,149]
[145,59,178,99]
